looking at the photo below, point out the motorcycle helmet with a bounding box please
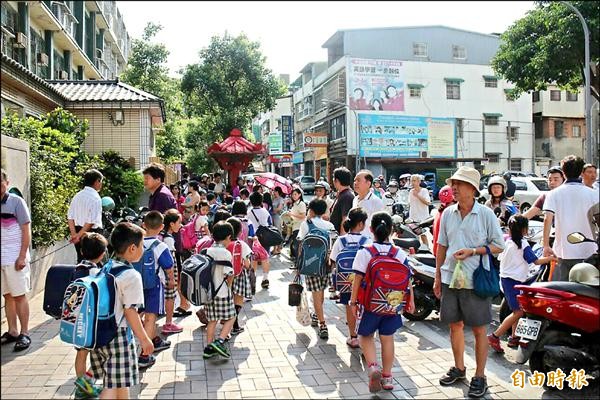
[502,171,512,181]
[547,165,563,176]
[387,180,399,194]
[487,175,507,192]
[101,196,115,212]
[438,185,454,206]
[569,263,599,286]
[314,181,330,193]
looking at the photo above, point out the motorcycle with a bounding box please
[514,231,599,386]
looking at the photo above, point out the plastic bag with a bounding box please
[295,291,312,326]
[449,260,467,289]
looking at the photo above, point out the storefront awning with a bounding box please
[482,112,503,117]
[444,77,464,83]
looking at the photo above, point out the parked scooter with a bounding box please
[514,232,600,386]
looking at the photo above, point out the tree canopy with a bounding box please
[492,1,599,101]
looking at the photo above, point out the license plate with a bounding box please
[515,318,542,341]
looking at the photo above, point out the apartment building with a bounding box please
[291,26,534,181]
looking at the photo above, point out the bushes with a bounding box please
[97,150,144,209]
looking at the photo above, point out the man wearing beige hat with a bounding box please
[433,166,504,398]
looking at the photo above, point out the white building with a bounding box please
[291,26,534,182]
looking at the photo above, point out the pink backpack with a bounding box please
[180,214,200,250]
[238,217,250,244]
[227,240,244,276]
[194,235,214,253]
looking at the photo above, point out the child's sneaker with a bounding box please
[346,337,360,349]
[487,333,504,354]
[318,323,329,340]
[507,335,520,348]
[74,374,102,398]
[203,345,218,359]
[381,374,394,390]
[210,339,231,358]
[231,326,245,336]
[368,364,383,393]
[162,322,183,335]
[310,313,319,327]
[152,336,171,352]
[138,354,156,369]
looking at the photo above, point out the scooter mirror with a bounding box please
[567,232,587,244]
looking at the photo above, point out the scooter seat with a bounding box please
[393,237,421,251]
[414,253,436,267]
[530,281,600,300]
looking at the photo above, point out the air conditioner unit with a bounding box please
[58,70,69,80]
[13,32,27,48]
[37,53,49,66]
[420,151,428,158]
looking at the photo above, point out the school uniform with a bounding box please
[141,237,174,315]
[161,232,178,301]
[329,233,372,304]
[204,245,236,321]
[231,240,253,300]
[298,217,335,292]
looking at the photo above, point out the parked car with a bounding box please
[423,172,439,199]
[297,175,316,194]
[478,177,549,212]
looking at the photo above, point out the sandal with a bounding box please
[1,332,18,345]
[13,334,31,352]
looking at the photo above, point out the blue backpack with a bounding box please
[131,239,161,289]
[335,235,369,294]
[59,260,130,349]
[298,219,330,277]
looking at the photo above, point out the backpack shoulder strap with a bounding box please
[339,236,348,247]
[148,239,161,251]
[388,245,399,259]
[366,245,379,257]
[358,236,368,247]
[250,209,262,227]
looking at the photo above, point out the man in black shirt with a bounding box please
[329,167,355,234]
[502,172,517,199]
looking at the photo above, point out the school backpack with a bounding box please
[335,236,369,294]
[59,260,130,349]
[44,263,100,319]
[358,245,412,316]
[131,239,161,289]
[227,240,244,277]
[297,220,330,277]
[237,217,250,244]
[180,250,232,306]
[180,214,200,250]
[195,236,215,253]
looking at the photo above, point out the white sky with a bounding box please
[117,1,535,79]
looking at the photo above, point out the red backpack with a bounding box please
[227,240,244,276]
[180,214,200,250]
[358,245,412,316]
[237,217,250,245]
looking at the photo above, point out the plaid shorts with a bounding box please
[232,269,252,300]
[89,328,138,388]
[205,294,236,321]
[303,274,329,292]
[164,273,177,300]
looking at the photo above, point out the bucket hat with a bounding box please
[446,166,481,196]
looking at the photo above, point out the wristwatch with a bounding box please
[348,300,360,306]
[472,248,477,256]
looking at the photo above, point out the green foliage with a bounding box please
[96,150,144,209]
[492,1,600,101]
[157,120,186,163]
[182,117,218,174]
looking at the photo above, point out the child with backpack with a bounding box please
[136,211,175,368]
[247,192,273,290]
[202,221,237,360]
[296,199,335,340]
[72,233,106,398]
[226,217,253,335]
[88,222,154,399]
[329,207,371,349]
[231,200,254,294]
[349,211,415,393]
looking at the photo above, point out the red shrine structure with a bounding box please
[207,128,266,185]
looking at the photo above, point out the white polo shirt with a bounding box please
[352,191,385,239]
[67,186,102,229]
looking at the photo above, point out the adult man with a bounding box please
[383,180,401,214]
[433,166,504,398]
[581,163,597,189]
[329,167,355,235]
[1,169,32,351]
[144,163,176,213]
[314,181,333,220]
[67,169,104,262]
[408,174,431,222]
[213,172,225,197]
[352,170,385,238]
[523,166,564,219]
[543,155,598,281]
[502,172,516,199]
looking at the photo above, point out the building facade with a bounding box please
[291,26,534,182]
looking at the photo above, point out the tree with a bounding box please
[492,1,599,101]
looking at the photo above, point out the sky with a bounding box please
[117,1,536,79]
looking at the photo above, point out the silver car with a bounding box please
[297,175,316,194]
[479,177,549,212]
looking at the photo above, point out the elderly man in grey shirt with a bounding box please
[433,166,504,398]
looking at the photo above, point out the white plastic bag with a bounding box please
[295,291,312,326]
[449,260,467,289]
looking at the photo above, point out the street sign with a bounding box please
[268,132,283,154]
[282,115,293,152]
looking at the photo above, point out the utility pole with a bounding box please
[481,119,486,159]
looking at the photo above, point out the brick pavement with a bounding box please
[0,252,591,399]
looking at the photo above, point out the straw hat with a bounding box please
[446,166,481,196]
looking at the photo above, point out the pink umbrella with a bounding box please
[254,172,293,195]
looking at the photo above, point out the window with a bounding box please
[531,180,550,191]
[566,92,578,101]
[510,159,523,172]
[330,115,346,140]
[550,90,561,101]
[532,91,540,102]
[409,87,421,98]
[572,125,581,137]
[484,77,498,88]
[452,45,466,59]
[484,115,499,126]
[413,42,427,57]
[446,82,460,100]
[507,126,519,141]
[485,153,500,163]
[554,120,564,138]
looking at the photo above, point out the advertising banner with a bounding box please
[358,114,456,158]
[268,153,293,164]
[268,132,283,154]
[281,115,293,152]
[293,151,304,164]
[347,58,404,111]
[303,132,328,147]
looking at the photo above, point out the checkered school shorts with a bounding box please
[303,274,329,292]
[164,273,177,300]
[89,328,139,388]
[232,269,253,300]
[205,294,236,321]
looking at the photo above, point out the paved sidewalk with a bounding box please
[0,252,591,399]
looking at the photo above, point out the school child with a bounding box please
[246,192,272,289]
[138,211,175,368]
[297,199,335,339]
[72,233,106,398]
[488,215,555,353]
[349,211,415,393]
[196,201,210,237]
[89,222,154,399]
[226,217,253,335]
[329,207,371,349]
[160,210,186,333]
[202,221,237,360]
[163,209,193,318]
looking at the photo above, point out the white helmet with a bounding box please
[487,175,507,191]
[569,263,599,286]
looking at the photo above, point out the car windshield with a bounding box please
[531,180,549,191]
[302,177,314,183]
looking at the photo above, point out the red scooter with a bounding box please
[514,232,599,384]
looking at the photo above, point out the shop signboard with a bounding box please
[268,153,293,164]
[268,131,283,154]
[281,115,293,152]
[303,132,328,147]
[347,58,405,111]
[293,151,304,164]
